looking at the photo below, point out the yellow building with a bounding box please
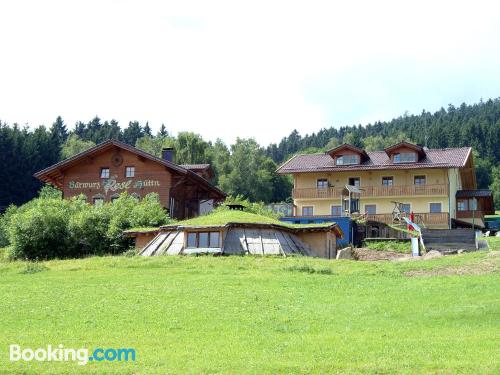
[276,142,494,229]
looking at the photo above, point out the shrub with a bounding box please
[0,205,18,247]
[6,191,171,260]
[8,199,73,260]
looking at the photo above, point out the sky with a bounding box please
[0,0,499,146]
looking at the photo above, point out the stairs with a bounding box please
[421,229,476,252]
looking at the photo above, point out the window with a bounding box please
[394,152,416,163]
[186,232,221,248]
[131,193,140,200]
[382,177,393,186]
[100,168,110,178]
[457,200,467,211]
[468,198,477,210]
[302,206,314,216]
[348,177,360,187]
[125,166,135,178]
[336,154,359,165]
[187,232,197,248]
[365,205,376,215]
[199,232,209,247]
[414,175,426,185]
[401,204,411,214]
[430,203,442,213]
[93,197,104,206]
[317,179,328,189]
[209,232,220,248]
[331,205,342,216]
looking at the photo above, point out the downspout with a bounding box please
[447,169,451,229]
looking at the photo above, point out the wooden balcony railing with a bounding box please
[292,184,448,199]
[365,212,449,225]
[456,210,485,219]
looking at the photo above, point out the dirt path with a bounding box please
[353,248,411,261]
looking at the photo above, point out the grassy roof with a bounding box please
[179,210,282,226]
[125,209,335,234]
[177,209,332,229]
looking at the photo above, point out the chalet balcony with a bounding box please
[456,210,485,219]
[365,212,450,226]
[292,184,449,199]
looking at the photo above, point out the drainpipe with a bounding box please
[447,170,451,229]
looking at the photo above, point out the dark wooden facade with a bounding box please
[34,140,226,220]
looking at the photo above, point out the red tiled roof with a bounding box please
[276,147,472,174]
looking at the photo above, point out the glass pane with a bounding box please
[349,178,360,187]
[365,205,376,215]
[199,232,209,247]
[414,176,426,185]
[430,203,441,213]
[317,179,328,188]
[331,205,341,216]
[187,233,197,248]
[469,199,477,210]
[209,232,220,248]
[382,177,393,186]
[401,204,411,213]
[302,206,313,216]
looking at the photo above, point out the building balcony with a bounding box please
[456,210,485,219]
[365,212,449,226]
[286,212,450,226]
[292,184,449,200]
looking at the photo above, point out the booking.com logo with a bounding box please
[9,344,136,366]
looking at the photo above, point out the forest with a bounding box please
[1,97,499,210]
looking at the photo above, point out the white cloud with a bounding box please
[0,0,499,145]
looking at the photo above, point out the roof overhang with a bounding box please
[384,141,425,157]
[326,143,369,160]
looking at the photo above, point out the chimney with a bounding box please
[161,147,175,163]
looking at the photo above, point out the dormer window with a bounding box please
[336,155,359,165]
[393,152,416,163]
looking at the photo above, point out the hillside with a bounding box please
[0,251,498,373]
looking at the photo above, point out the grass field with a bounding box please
[0,251,498,374]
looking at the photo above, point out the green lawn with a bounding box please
[0,252,498,374]
[362,240,411,253]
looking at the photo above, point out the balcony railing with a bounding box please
[365,212,449,226]
[456,210,484,219]
[292,184,449,199]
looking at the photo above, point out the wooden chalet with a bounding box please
[34,140,226,219]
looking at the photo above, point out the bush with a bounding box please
[6,192,171,260]
[0,205,18,247]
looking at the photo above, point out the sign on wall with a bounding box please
[68,175,160,195]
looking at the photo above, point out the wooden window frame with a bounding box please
[382,176,393,186]
[336,154,359,165]
[302,206,314,216]
[348,177,361,187]
[331,205,342,216]
[364,204,376,215]
[429,202,442,213]
[317,178,329,189]
[393,152,417,163]
[125,166,135,178]
[186,231,221,248]
[100,167,110,179]
[414,175,426,185]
